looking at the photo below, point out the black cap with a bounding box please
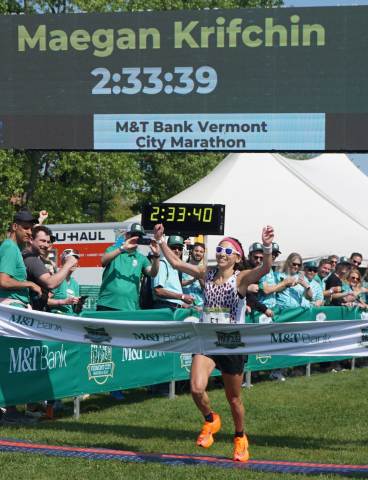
[47,228,56,243]
[13,211,38,224]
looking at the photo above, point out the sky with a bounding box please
[282,0,368,176]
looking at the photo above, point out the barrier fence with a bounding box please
[0,305,365,408]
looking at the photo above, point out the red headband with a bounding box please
[220,238,243,257]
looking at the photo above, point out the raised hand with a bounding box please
[262,225,274,247]
[154,223,164,241]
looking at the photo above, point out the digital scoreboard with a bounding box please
[1,7,368,151]
[141,203,225,236]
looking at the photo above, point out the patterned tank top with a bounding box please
[199,268,247,324]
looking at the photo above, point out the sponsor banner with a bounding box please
[1,304,368,356]
[94,113,325,151]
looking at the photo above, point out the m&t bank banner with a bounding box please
[0,304,367,357]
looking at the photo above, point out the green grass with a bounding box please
[0,368,367,479]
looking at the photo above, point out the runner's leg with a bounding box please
[190,354,216,416]
[222,372,244,432]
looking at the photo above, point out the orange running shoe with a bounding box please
[233,434,249,462]
[196,412,221,447]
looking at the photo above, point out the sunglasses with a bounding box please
[63,249,79,255]
[252,255,264,260]
[170,246,183,251]
[352,261,362,266]
[292,262,301,267]
[330,260,337,264]
[350,276,359,281]
[307,268,317,273]
[216,246,240,255]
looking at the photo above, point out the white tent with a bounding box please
[126,152,368,267]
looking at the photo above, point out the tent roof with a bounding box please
[127,152,368,267]
[274,153,368,230]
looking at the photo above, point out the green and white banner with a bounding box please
[0,304,367,357]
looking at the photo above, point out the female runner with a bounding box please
[154,223,274,462]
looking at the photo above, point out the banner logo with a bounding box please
[87,345,114,384]
[180,353,193,372]
[270,333,331,344]
[255,354,272,364]
[359,327,368,348]
[84,325,112,343]
[132,332,191,342]
[214,330,245,349]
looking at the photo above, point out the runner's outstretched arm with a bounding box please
[154,224,208,279]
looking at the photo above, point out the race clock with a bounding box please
[142,203,225,236]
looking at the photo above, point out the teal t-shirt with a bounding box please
[274,271,306,308]
[152,257,183,306]
[182,261,204,307]
[342,282,363,300]
[0,238,30,304]
[362,281,368,303]
[51,277,80,315]
[258,269,277,308]
[97,246,151,311]
[301,278,324,308]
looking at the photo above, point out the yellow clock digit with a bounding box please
[192,208,202,222]
[167,206,175,221]
[150,206,160,222]
[203,208,213,222]
[178,207,186,221]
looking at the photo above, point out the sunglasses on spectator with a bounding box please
[330,260,337,264]
[63,249,79,255]
[352,261,361,266]
[216,246,240,255]
[170,246,183,251]
[350,276,359,281]
[307,268,317,273]
[292,262,301,267]
[252,255,263,260]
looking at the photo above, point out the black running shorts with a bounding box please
[193,354,248,375]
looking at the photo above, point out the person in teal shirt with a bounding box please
[97,223,160,312]
[0,211,41,308]
[341,269,367,308]
[363,269,368,305]
[258,243,294,308]
[182,242,205,308]
[0,210,42,426]
[50,249,85,315]
[301,261,324,308]
[153,235,199,312]
[275,253,313,308]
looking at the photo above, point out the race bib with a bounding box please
[202,307,230,324]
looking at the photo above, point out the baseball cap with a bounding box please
[272,242,281,254]
[13,210,38,224]
[304,261,318,268]
[337,256,350,265]
[168,235,184,246]
[47,228,56,244]
[61,249,80,261]
[126,223,145,235]
[249,242,263,253]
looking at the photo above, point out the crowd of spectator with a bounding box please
[0,212,367,422]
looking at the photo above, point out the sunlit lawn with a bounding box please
[0,367,367,479]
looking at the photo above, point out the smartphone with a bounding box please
[136,237,151,245]
[298,272,305,281]
[79,295,89,301]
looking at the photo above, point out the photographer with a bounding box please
[97,223,160,312]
